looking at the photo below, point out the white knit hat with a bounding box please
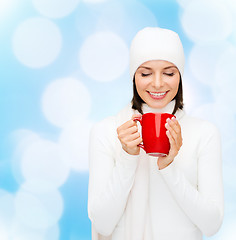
[129,27,185,80]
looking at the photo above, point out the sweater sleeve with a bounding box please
[159,122,224,237]
[88,119,139,236]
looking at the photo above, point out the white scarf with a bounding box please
[92,101,184,240]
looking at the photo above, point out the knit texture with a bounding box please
[129,27,185,80]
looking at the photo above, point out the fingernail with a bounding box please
[166,118,170,123]
[172,117,176,121]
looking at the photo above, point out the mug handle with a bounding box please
[133,116,145,150]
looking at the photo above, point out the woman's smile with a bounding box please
[147,90,169,100]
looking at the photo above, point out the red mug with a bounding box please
[134,113,175,157]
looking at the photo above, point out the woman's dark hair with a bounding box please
[131,75,184,115]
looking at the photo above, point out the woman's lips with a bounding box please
[147,91,168,100]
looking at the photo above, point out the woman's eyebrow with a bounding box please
[138,65,177,70]
[138,66,152,70]
[163,66,178,70]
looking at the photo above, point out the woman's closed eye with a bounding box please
[164,72,175,76]
[141,73,151,77]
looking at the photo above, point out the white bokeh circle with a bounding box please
[181,76,196,112]
[214,44,236,105]
[0,190,15,229]
[11,129,41,185]
[14,187,63,230]
[21,139,70,188]
[0,0,14,19]
[44,224,60,240]
[121,1,158,42]
[96,2,125,33]
[83,0,108,3]
[21,179,59,195]
[42,77,91,128]
[12,17,62,68]
[232,30,236,45]
[189,42,229,86]
[181,0,233,43]
[0,221,8,240]
[76,2,125,38]
[215,44,236,87]
[79,31,129,82]
[220,0,236,19]
[10,226,44,240]
[59,119,93,171]
[223,143,236,190]
[191,102,235,146]
[10,220,59,240]
[176,0,194,8]
[32,0,79,19]
[216,219,236,240]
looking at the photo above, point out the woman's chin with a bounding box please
[145,99,168,109]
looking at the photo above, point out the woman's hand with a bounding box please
[157,117,183,170]
[117,114,143,155]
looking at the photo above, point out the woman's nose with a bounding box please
[152,74,164,89]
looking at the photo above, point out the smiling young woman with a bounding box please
[88,27,223,240]
[133,60,181,111]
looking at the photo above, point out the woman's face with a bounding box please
[134,60,180,109]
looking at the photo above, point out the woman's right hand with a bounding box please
[117,114,143,155]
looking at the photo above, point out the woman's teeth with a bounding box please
[149,91,167,96]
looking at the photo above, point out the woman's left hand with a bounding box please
[157,117,183,170]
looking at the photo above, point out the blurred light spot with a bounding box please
[10,221,59,240]
[223,141,236,190]
[181,76,196,112]
[217,219,236,240]
[96,2,125,32]
[222,0,236,16]
[79,31,129,82]
[12,17,62,68]
[181,0,233,43]
[215,44,236,87]
[213,44,236,105]
[32,0,79,19]
[75,5,98,37]
[12,234,44,240]
[21,139,70,188]
[44,224,60,240]
[59,119,93,171]
[76,2,125,38]
[10,219,52,240]
[189,43,229,86]
[11,129,41,147]
[9,218,59,240]
[121,1,158,43]
[15,187,63,230]
[0,190,15,227]
[42,78,91,128]
[22,180,58,195]
[191,104,216,122]
[231,30,236,45]
[0,221,8,240]
[0,0,13,19]
[11,130,41,185]
[191,103,235,146]
[176,0,194,8]
[83,0,108,3]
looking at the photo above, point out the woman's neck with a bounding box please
[142,100,176,114]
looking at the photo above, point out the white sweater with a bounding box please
[88,101,224,240]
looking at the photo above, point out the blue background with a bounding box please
[1,0,236,239]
